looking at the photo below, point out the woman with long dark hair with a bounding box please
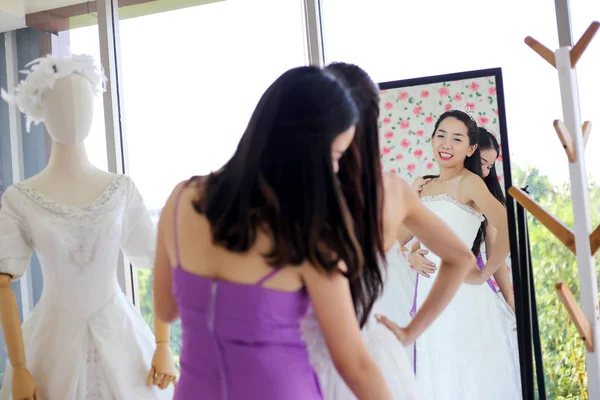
[408,127,515,310]
[151,66,393,399]
[478,127,515,310]
[301,63,477,399]
[381,110,521,399]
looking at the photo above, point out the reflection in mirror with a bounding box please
[374,69,524,398]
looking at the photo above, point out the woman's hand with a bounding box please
[408,241,436,278]
[411,176,432,197]
[375,315,415,347]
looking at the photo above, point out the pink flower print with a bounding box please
[384,131,394,139]
[416,130,424,137]
[494,109,499,116]
[399,91,409,101]
[382,147,391,155]
[426,162,434,169]
[489,87,497,95]
[444,103,452,112]
[438,87,449,96]
[497,176,503,182]
[401,138,411,148]
[389,168,397,174]
[453,93,462,101]
[383,117,391,124]
[414,149,423,158]
[380,89,388,94]
[395,154,404,161]
[466,102,475,111]
[497,154,503,162]
[384,102,393,110]
[469,82,480,91]
[413,106,423,115]
[420,90,430,98]
[400,120,410,129]
[478,116,489,125]
[425,116,434,124]
[407,164,417,173]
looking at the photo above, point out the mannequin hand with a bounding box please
[146,342,178,389]
[375,315,415,347]
[410,177,432,197]
[12,366,40,400]
[408,241,436,278]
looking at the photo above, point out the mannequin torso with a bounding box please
[0,59,175,400]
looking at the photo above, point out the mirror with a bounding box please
[376,68,526,398]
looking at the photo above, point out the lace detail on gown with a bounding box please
[421,194,485,222]
[85,340,114,400]
[13,175,125,214]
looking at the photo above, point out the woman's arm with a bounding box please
[390,177,476,344]
[486,225,515,311]
[302,263,392,400]
[463,174,510,284]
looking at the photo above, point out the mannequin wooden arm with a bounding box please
[0,273,27,368]
[146,313,177,389]
[154,317,170,344]
[0,273,40,399]
[556,282,594,352]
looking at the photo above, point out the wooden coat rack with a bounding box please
[513,10,600,395]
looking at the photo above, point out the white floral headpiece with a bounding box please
[1,54,107,132]
[447,103,476,122]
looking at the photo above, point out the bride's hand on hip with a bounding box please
[408,241,436,278]
[375,315,415,347]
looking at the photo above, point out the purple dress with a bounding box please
[171,192,322,400]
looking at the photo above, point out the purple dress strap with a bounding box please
[410,274,419,374]
[255,268,282,286]
[477,254,498,293]
[173,186,187,267]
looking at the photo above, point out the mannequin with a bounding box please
[0,54,175,399]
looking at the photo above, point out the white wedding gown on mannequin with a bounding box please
[414,195,521,400]
[301,242,420,399]
[0,175,173,400]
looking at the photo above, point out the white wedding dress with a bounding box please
[0,175,173,400]
[301,242,421,399]
[413,195,521,400]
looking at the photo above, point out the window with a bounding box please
[321,1,600,397]
[116,0,308,368]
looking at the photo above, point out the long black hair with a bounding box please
[325,62,385,327]
[424,110,485,256]
[193,66,364,282]
[478,127,506,206]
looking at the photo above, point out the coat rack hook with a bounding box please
[591,225,600,256]
[553,120,576,163]
[571,21,600,67]
[556,282,595,352]
[524,36,557,68]
[508,187,576,254]
[582,121,592,149]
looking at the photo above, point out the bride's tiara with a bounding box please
[1,54,107,133]
[447,103,476,122]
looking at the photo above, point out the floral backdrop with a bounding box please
[378,74,512,292]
